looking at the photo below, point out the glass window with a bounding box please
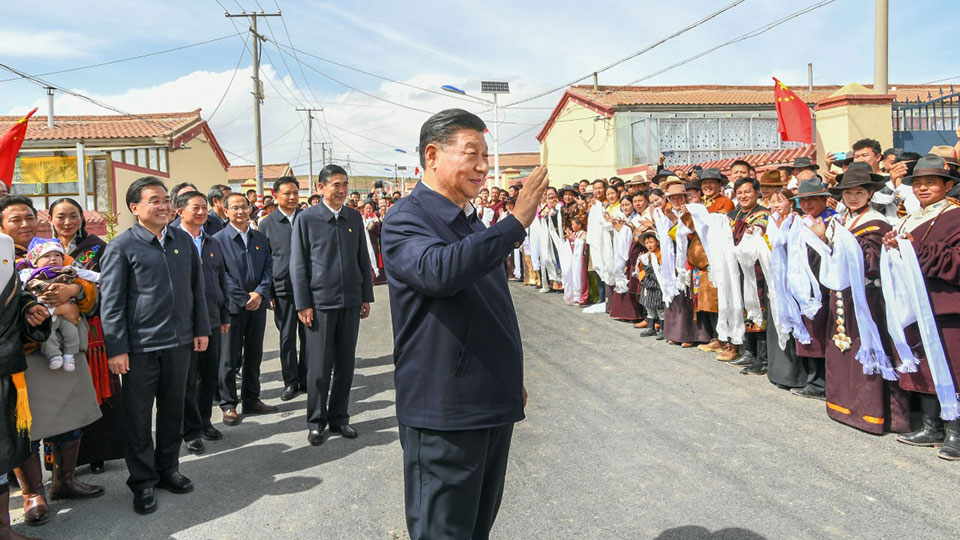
[124,150,136,166]
[658,119,687,151]
[148,148,159,171]
[631,120,650,166]
[751,118,780,149]
[158,149,168,173]
[137,149,147,168]
[110,150,122,163]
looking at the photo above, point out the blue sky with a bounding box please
[1,0,957,177]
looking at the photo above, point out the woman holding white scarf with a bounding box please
[608,196,643,322]
[811,167,910,434]
[883,155,960,461]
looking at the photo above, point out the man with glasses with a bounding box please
[214,192,276,428]
[101,176,210,514]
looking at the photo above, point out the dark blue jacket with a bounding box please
[381,182,527,430]
[214,223,273,315]
[289,203,373,311]
[258,208,300,298]
[179,227,230,331]
[101,223,210,356]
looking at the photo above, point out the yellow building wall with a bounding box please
[168,131,229,200]
[112,166,147,232]
[815,103,893,170]
[539,100,618,186]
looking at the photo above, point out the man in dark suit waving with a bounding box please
[382,109,548,539]
[289,164,373,446]
[214,192,276,426]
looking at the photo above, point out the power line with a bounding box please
[207,42,248,122]
[624,0,838,86]
[922,75,960,85]
[0,34,241,83]
[502,0,748,107]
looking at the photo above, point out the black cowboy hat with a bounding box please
[685,179,702,192]
[829,164,886,196]
[790,156,819,171]
[790,177,831,199]
[650,169,676,184]
[902,154,956,186]
[698,168,728,186]
[558,184,580,198]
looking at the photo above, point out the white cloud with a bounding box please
[0,29,96,58]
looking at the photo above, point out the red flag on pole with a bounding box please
[0,108,37,189]
[773,78,812,144]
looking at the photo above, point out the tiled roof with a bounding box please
[487,152,540,168]
[672,145,816,175]
[0,110,201,141]
[566,84,948,109]
[227,164,294,182]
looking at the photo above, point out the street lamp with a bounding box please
[441,81,510,189]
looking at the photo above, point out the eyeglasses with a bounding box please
[228,205,251,212]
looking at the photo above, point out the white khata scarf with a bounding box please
[732,229,768,327]
[611,225,632,294]
[686,206,744,345]
[528,216,542,272]
[653,207,677,306]
[765,213,811,348]
[563,234,585,305]
[786,216,822,319]
[806,224,896,380]
[362,217,380,277]
[880,238,960,420]
[674,218,692,295]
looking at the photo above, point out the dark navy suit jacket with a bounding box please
[214,224,273,315]
[381,182,527,430]
[258,208,300,299]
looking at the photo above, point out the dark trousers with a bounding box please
[183,328,220,441]
[700,311,719,339]
[304,307,360,430]
[399,423,514,540]
[801,356,826,393]
[273,295,307,389]
[220,307,267,410]
[121,344,191,492]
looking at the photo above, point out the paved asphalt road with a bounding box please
[14,283,960,539]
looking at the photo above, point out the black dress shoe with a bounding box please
[157,471,194,494]
[330,424,358,439]
[185,438,205,455]
[280,385,300,401]
[730,356,754,367]
[90,461,106,474]
[791,387,826,400]
[307,429,324,446]
[133,488,157,515]
[201,426,223,441]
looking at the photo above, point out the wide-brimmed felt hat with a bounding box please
[650,169,676,184]
[698,168,728,186]
[790,177,831,199]
[558,184,580,198]
[833,152,854,168]
[685,179,701,191]
[660,178,686,196]
[790,156,819,171]
[759,169,786,187]
[929,145,959,168]
[639,229,659,243]
[902,154,956,185]
[829,164,887,196]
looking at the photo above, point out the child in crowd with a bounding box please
[637,231,665,339]
[563,217,589,305]
[18,237,97,371]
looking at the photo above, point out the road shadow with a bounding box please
[655,526,767,539]
[9,354,399,539]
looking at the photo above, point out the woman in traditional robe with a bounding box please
[661,180,711,348]
[361,200,387,285]
[810,169,910,433]
[765,189,809,389]
[537,187,564,292]
[48,198,124,473]
[563,217,589,305]
[608,196,643,321]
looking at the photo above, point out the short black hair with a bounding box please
[648,188,664,198]
[224,192,248,208]
[393,191,402,197]
[273,176,300,194]
[579,179,589,185]
[170,182,197,198]
[852,138,882,156]
[592,179,608,190]
[350,191,360,197]
[245,189,257,196]
[126,176,167,211]
[318,164,348,185]
[898,151,924,177]
[418,108,487,168]
[731,160,751,171]
[175,190,207,210]
[734,177,760,193]
[883,147,904,160]
[307,194,321,204]
[208,184,230,204]
[0,195,36,219]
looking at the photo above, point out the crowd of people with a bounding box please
[504,138,960,464]
[0,163,381,536]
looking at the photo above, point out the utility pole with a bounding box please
[225,9,281,206]
[296,108,322,183]
[874,0,888,94]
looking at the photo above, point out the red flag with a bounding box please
[0,108,37,188]
[773,78,811,144]
[414,166,421,176]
